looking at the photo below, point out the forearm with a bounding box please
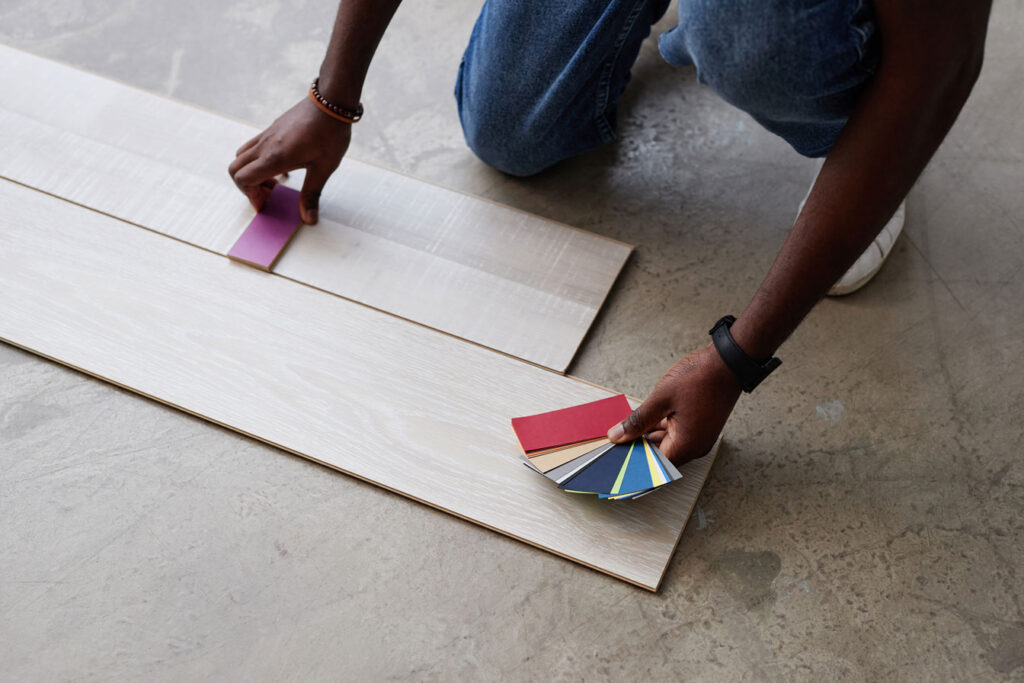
[317,0,403,106]
[730,1,991,361]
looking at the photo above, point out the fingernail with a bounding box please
[306,210,318,225]
[607,422,625,442]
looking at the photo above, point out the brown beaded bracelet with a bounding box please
[308,77,364,124]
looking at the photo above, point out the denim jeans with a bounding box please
[454,0,880,176]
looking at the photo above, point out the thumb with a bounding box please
[607,392,669,444]
[299,165,332,225]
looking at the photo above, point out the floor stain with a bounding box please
[977,622,1024,674]
[696,506,716,530]
[712,549,782,611]
[815,399,845,423]
[2,400,69,440]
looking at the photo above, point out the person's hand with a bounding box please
[228,97,351,224]
[607,344,741,464]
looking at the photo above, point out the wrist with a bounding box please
[701,343,744,394]
[726,316,776,363]
[708,316,781,393]
[309,78,363,125]
[316,68,363,110]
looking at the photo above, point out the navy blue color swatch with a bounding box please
[559,441,632,494]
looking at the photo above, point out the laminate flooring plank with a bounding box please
[0,180,715,591]
[0,44,632,372]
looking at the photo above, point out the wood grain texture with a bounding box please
[0,44,632,372]
[0,180,715,591]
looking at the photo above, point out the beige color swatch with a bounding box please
[527,439,614,473]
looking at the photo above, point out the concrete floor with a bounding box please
[2,0,1023,680]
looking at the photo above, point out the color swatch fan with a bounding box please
[511,395,683,500]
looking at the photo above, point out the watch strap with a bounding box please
[709,315,781,393]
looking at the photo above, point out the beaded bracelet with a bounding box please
[308,77,364,124]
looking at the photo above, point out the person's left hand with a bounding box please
[607,344,741,464]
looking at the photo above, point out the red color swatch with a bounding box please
[511,394,632,453]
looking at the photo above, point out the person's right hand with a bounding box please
[228,97,351,224]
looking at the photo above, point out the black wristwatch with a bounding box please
[709,315,781,393]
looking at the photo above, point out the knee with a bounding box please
[456,89,553,177]
[459,105,550,177]
[454,53,568,177]
[674,0,873,122]
[678,12,800,115]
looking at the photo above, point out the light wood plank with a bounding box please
[0,44,632,372]
[0,180,714,591]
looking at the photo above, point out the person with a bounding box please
[228,0,992,464]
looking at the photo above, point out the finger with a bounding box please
[658,423,717,465]
[236,134,262,157]
[234,156,292,208]
[659,433,709,465]
[244,180,276,213]
[646,429,667,446]
[233,147,295,190]
[657,423,686,462]
[228,145,261,178]
[299,165,333,225]
[607,392,670,443]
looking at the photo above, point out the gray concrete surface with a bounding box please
[2,0,1023,680]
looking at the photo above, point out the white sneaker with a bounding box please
[798,175,906,297]
[826,201,905,296]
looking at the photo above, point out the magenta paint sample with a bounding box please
[227,184,303,271]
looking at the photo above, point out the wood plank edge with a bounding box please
[1,43,636,254]
[0,43,264,133]
[651,436,724,592]
[0,175,577,373]
[562,372,643,405]
[558,247,635,372]
[0,334,665,592]
[0,174,230,258]
[226,226,301,272]
[226,253,272,272]
[266,231,299,271]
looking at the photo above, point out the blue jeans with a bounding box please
[455,0,879,176]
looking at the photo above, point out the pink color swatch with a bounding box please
[511,394,632,453]
[227,184,303,271]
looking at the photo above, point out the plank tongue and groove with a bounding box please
[0,44,632,372]
[0,180,716,591]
